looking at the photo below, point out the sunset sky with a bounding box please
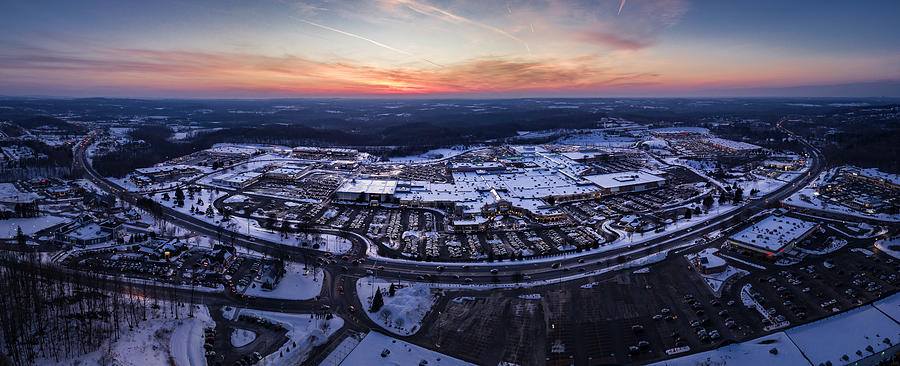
[1,0,898,98]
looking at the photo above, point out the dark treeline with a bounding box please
[0,254,190,365]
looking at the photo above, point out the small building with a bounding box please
[450,216,489,232]
[689,248,727,274]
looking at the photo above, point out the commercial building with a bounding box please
[700,137,763,153]
[265,167,305,180]
[55,216,123,247]
[333,179,398,203]
[212,171,263,188]
[583,171,666,195]
[292,146,358,160]
[726,214,818,257]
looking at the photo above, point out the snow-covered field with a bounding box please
[37,305,213,366]
[0,215,68,239]
[0,182,41,202]
[237,309,342,365]
[357,277,437,336]
[339,331,474,366]
[244,263,324,300]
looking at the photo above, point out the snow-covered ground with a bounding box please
[691,264,748,297]
[244,263,324,300]
[339,331,474,366]
[237,309,342,365]
[0,215,68,239]
[356,277,437,336]
[37,304,213,366]
[874,237,900,260]
[0,182,41,202]
[230,328,256,347]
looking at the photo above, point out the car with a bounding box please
[632,325,644,332]
[348,306,355,312]
[381,348,391,357]
[464,278,473,283]
[801,287,811,293]
[638,340,650,349]
[437,266,445,271]
[551,263,561,269]
[661,308,671,315]
[416,275,425,280]
[252,352,262,361]
[652,314,663,320]
[338,286,344,293]
[366,269,374,275]
[490,269,499,275]
[320,305,331,310]
[725,320,737,329]
[378,266,385,270]
[628,346,640,354]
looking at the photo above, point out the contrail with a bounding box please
[618,0,627,15]
[296,17,442,67]
[394,0,531,54]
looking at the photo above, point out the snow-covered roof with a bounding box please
[340,332,475,366]
[701,137,762,151]
[729,215,817,252]
[336,179,398,195]
[583,170,665,189]
[786,301,900,366]
[217,171,263,184]
[205,145,258,156]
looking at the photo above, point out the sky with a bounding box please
[0,0,898,98]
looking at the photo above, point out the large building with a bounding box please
[292,146,358,160]
[726,214,818,257]
[583,171,666,195]
[212,171,263,188]
[333,179,398,203]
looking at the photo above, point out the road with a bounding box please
[63,123,845,362]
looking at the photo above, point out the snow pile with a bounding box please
[875,237,900,260]
[230,328,256,347]
[244,263,323,300]
[357,278,437,336]
[340,331,474,366]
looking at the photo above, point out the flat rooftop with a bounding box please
[336,179,398,195]
[729,215,818,252]
[583,171,665,189]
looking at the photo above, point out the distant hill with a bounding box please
[13,116,84,133]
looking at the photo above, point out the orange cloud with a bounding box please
[0,46,659,96]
